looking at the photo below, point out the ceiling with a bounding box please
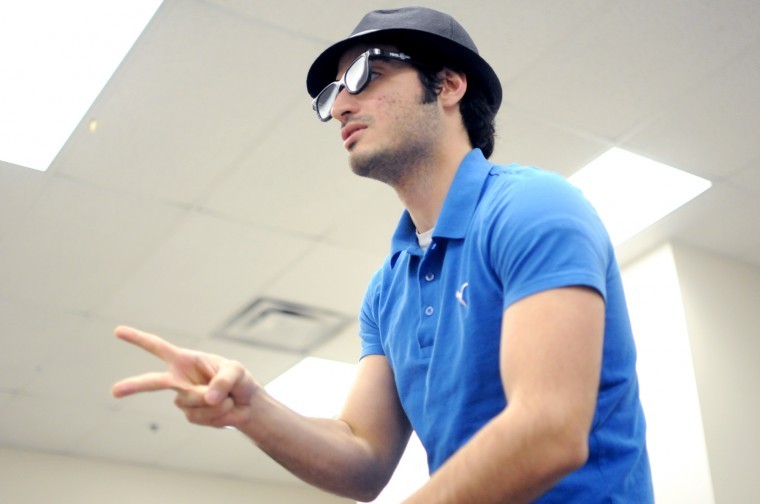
[1,0,758,491]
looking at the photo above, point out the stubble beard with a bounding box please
[349,102,440,188]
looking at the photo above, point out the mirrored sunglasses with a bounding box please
[312,48,413,122]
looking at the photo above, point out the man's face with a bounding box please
[332,44,442,186]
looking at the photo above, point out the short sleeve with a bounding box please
[358,268,385,359]
[485,169,612,310]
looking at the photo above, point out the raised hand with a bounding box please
[111,326,259,428]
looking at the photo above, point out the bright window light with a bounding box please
[266,357,357,418]
[0,1,162,172]
[568,148,712,246]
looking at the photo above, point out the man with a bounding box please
[113,7,654,502]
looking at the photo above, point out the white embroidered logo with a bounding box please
[455,282,469,307]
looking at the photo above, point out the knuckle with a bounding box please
[225,359,244,372]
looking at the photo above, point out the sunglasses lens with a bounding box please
[312,52,373,121]
[315,83,340,120]
[344,54,370,93]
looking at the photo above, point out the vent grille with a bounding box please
[216,297,353,354]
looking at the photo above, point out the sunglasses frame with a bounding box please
[312,48,414,122]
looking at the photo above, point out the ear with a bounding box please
[437,68,468,110]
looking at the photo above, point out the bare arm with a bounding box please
[404,286,604,503]
[111,326,410,501]
[234,354,411,501]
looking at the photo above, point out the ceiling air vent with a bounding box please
[216,297,353,354]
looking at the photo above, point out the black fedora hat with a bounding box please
[306,7,502,113]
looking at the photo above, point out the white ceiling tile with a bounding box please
[20,316,197,408]
[729,159,760,194]
[53,0,319,206]
[322,183,402,255]
[0,300,88,392]
[616,182,760,267]
[74,407,198,464]
[114,388,195,422]
[100,211,316,335]
[263,241,386,316]
[670,183,760,263]
[200,101,375,238]
[0,162,51,237]
[209,0,612,86]
[739,242,760,270]
[310,321,362,364]
[494,105,610,176]
[506,1,760,140]
[156,424,300,484]
[0,390,15,410]
[625,46,760,180]
[0,176,184,312]
[0,394,113,453]
[447,0,614,82]
[200,0,395,43]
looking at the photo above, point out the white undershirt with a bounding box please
[416,227,434,252]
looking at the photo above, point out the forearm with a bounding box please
[238,387,390,501]
[112,328,400,500]
[405,407,588,503]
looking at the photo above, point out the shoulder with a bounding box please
[478,163,613,267]
[479,164,607,236]
[361,254,395,309]
[482,164,588,215]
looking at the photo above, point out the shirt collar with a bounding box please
[389,149,493,266]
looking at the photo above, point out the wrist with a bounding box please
[234,381,273,436]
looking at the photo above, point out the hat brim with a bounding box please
[306,28,502,113]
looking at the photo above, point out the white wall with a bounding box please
[621,242,760,504]
[621,244,715,503]
[0,447,349,504]
[671,243,760,504]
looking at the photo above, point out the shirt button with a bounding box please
[424,305,434,316]
[425,272,435,282]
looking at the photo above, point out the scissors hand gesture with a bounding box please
[111,326,256,427]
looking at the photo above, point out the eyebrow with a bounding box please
[370,57,410,71]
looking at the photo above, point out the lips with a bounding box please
[341,122,367,146]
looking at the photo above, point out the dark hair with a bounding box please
[413,62,497,159]
[355,34,498,158]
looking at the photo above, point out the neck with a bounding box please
[394,141,471,233]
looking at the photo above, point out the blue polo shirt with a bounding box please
[359,149,653,501]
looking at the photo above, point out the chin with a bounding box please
[348,148,409,187]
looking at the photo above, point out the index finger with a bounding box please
[114,325,180,363]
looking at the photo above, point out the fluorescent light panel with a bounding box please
[569,148,712,246]
[0,1,162,171]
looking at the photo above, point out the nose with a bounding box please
[330,86,359,122]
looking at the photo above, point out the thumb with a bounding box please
[205,360,253,406]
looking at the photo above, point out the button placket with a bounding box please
[417,241,443,347]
